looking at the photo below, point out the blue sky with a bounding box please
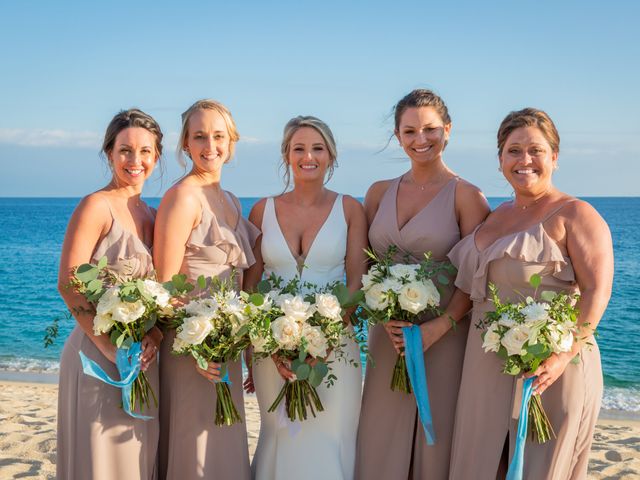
[1,0,638,197]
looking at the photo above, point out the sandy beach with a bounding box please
[0,380,638,479]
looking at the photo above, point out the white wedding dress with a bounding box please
[251,195,362,480]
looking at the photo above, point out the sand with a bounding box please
[0,380,638,479]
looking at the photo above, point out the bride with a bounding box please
[244,116,368,480]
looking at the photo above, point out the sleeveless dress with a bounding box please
[158,193,259,480]
[251,195,363,480]
[57,202,159,480]
[447,203,603,480]
[355,176,467,480]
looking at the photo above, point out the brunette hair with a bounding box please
[497,108,560,156]
[102,108,163,158]
[393,89,452,132]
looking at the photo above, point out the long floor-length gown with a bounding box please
[355,177,468,480]
[447,202,603,480]
[251,194,363,480]
[159,193,259,480]
[57,201,159,480]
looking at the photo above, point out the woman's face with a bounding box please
[396,106,451,165]
[109,127,158,187]
[184,108,231,173]
[499,126,558,196]
[288,127,332,184]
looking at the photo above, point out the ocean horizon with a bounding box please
[1,196,638,416]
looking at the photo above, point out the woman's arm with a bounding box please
[242,198,266,292]
[58,194,116,362]
[532,200,614,394]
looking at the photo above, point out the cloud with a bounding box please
[0,128,102,148]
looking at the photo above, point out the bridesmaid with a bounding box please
[244,115,368,480]
[154,99,257,480]
[448,108,613,479]
[57,109,164,480]
[355,89,490,480]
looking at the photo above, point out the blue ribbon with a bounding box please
[402,325,435,445]
[79,342,152,420]
[506,376,536,480]
[217,362,230,384]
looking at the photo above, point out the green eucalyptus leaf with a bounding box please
[75,264,99,284]
[248,293,264,306]
[87,279,103,293]
[437,273,450,285]
[295,363,311,380]
[313,361,329,378]
[308,367,323,387]
[291,358,303,371]
[197,275,207,290]
[529,274,542,289]
[298,348,307,363]
[144,316,156,333]
[540,290,557,302]
[97,256,108,270]
[121,336,133,349]
[110,329,120,345]
[257,280,272,294]
[116,332,126,348]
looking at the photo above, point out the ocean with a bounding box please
[0,197,638,414]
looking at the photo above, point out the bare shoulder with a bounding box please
[248,197,269,228]
[364,179,394,205]
[341,194,365,216]
[455,177,485,201]
[160,182,201,210]
[75,191,111,223]
[562,198,609,231]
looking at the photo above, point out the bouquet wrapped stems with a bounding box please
[391,352,412,394]
[131,371,158,412]
[268,379,324,422]
[215,381,241,426]
[528,393,555,443]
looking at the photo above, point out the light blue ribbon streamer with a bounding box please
[402,325,435,445]
[79,342,152,420]
[506,376,536,480]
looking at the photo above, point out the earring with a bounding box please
[498,166,502,172]
[553,164,559,171]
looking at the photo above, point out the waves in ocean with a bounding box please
[0,197,638,413]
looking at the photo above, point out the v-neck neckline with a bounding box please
[394,176,456,233]
[108,217,153,254]
[272,194,341,270]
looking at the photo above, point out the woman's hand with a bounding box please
[384,320,412,354]
[139,327,163,371]
[271,354,296,381]
[529,352,574,395]
[196,360,222,382]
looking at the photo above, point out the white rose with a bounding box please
[397,281,430,314]
[172,335,189,353]
[501,325,531,356]
[361,271,376,290]
[271,315,302,350]
[185,297,219,317]
[93,312,115,335]
[302,324,329,358]
[250,332,271,354]
[96,287,120,315]
[111,299,146,324]
[315,293,342,321]
[141,279,171,308]
[520,302,550,323]
[482,322,501,353]
[176,315,213,345]
[422,280,441,308]
[365,282,390,311]
[279,295,314,322]
[389,264,419,281]
[498,313,517,328]
[381,277,403,294]
[548,327,574,353]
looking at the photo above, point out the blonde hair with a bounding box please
[497,108,560,156]
[280,116,338,190]
[176,99,240,168]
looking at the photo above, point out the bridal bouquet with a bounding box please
[246,274,360,422]
[358,246,454,393]
[478,273,580,444]
[168,277,252,426]
[72,257,176,417]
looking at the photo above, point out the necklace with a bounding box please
[407,172,447,191]
[514,190,551,210]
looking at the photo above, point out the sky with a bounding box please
[0,0,638,197]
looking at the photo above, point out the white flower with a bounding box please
[547,326,574,353]
[365,282,390,311]
[93,312,115,335]
[397,281,430,314]
[250,332,270,354]
[501,325,531,356]
[302,324,329,358]
[389,264,419,281]
[498,313,517,328]
[381,277,403,294]
[185,298,219,317]
[315,293,342,321]
[176,315,213,345]
[361,271,376,290]
[96,287,120,315]
[482,322,501,353]
[248,293,274,315]
[271,315,302,350]
[520,302,550,323]
[222,293,248,323]
[279,295,314,322]
[141,279,171,308]
[111,299,146,324]
[172,335,189,353]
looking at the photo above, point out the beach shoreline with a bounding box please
[0,379,638,479]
